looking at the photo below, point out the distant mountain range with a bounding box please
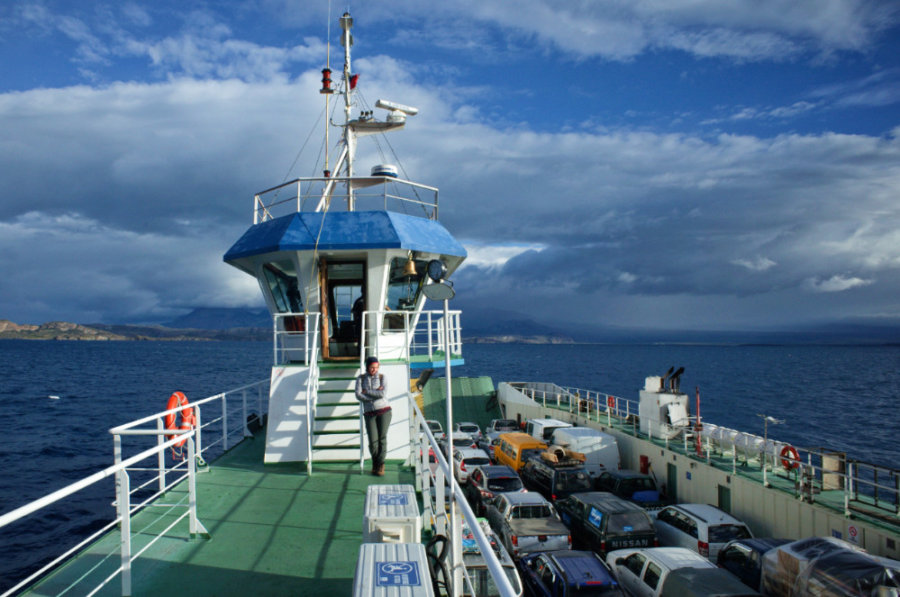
[2,307,898,344]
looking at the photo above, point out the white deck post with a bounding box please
[118,469,132,596]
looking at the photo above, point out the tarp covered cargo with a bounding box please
[760,536,899,596]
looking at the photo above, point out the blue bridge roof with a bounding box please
[223,211,467,262]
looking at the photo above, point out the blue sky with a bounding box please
[1,1,899,333]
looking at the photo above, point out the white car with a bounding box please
[439,432,478,453]
[455,421,483,443]
[426,419,445,441]
[452,447,491,484]
[605,547,716,597]
[653,504,752,561]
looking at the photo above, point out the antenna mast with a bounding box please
[320,3,335,177]
[340,12,355,210]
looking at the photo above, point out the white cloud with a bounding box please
[459,242,546,270]
[806,275,874,292]
[732,257,777,272]
[0,212,260,324]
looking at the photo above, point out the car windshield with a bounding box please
[607,511,653,533]
[511,505,553,519]
[487,477,523,492]
[459,425,479,433]
[708,524,752,543]
[428,422,442,432]
[494,420,518,431]
[465,457,490,467]
[620,477,655,493]
[452,437,473,447]
[558,470,593,491]
[521,448,544,462]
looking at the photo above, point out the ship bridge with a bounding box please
[221,10,468,470]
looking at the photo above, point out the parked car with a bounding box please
[653,504,753,560]
[455,421,483,443]
[488,419,520,434]
[478,434,504,459]
[426,419,445,440]
[438,431,478,455]
[519,550,625,596]
[716,538,790,592]
[605,547,717,597]
[452,447,492,484]
[519,453,593,502]
[484,492,571,559]
[464,465,526,515]
[494,432,549,472]
[758,536,884,597]
[658,567,762,597]
[481,419,522,454]
[525,418,572,442]
[595,470,665,508]
[556,492,658,556]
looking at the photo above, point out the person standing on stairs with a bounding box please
[355,356,392,476]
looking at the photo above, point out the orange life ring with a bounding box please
[780,445,800,470]
[165,391,196,448]
[607,396,616,409]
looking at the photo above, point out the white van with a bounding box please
[525,418,572,443]
[551,427,620,476]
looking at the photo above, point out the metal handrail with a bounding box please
[0,379,269,597]
[409,399,518,597]
[508,381,900,518]
[252,176,440,223]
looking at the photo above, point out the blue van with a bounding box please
[518,550,624,596]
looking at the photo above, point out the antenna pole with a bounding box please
[340,12,354,210]
[323,2,332,176]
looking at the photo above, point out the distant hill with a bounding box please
[163,307,271,330]
[0,320,128,341]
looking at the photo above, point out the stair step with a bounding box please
[313,421,359,436]
[316,404,360,418]
[310,447,363,461]
[312,434,362,448]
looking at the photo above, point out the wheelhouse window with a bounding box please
[263,260,302,313]
[386,257,426,311]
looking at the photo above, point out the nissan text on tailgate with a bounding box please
[557,492,658,556]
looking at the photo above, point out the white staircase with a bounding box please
[310,364,364,461]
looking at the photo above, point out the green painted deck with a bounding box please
[25,432,415,596]
[537,402,900,538]
[22,374,495,597]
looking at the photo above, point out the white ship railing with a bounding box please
[273,312,321,365]
[360,309,463,363]
[409,400,519,597]
[272,310,462,366]
[0,379,269,597]
[503,381,900,522]
[253,176,439,223]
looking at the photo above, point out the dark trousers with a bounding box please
[364,409,392,467]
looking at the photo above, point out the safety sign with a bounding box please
[376,561,421,586]
[378,493,409,506]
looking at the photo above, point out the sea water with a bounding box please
[1,339,898,590]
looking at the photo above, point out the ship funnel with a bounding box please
[669,367,685,392]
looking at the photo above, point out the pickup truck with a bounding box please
[484,491,571,559]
